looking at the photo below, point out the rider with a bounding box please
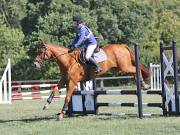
[68,15,102,73]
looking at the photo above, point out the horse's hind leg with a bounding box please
[56,80,77,121]
[133,72,150,90]
[134,65,150,90]
[43,79,66,110]
[119,65,149,90]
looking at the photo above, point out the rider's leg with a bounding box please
[85,44,102,73]
[88,57,102,73]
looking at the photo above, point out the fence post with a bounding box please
[134,43,143,118]
[160,41,179,115]
[0,58,11,104]
[8,59,12,104]
[160,41,168,116]
[172,41,179,115]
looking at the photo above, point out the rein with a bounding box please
[43,43,69,61]
[39,44,79,68]
[48,51,69,61]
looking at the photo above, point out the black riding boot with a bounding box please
[89,57,102,73]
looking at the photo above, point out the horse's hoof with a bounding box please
[56,116,60,121]
[56,113,63,121]
[43,106,47,110]
[43,104,49,110]
[142,84,150,90]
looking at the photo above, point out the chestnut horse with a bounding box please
[34,40,151,120]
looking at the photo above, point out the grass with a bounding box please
[0,95,180,135]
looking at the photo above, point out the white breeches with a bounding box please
[85,44,97,60]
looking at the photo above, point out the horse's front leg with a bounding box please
[56,80,77,121]
[43,79,66,110]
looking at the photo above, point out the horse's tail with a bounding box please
[124,45,136,65]
[140,64,151,81]
[125,45,151,81]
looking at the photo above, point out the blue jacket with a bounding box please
[71,24,97,48]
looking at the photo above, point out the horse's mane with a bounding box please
[48,43,68,51]
[48,43,82,59]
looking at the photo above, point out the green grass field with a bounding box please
[1,95,180,135]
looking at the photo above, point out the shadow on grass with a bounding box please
[69,113,163,120]
[0,115,55,123]
[0,114,93,123]
[95,113,164,120]
[0,113,163,123]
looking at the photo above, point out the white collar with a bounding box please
[78,23,84,29]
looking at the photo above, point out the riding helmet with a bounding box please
[72,15,83,22]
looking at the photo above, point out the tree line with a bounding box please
[0,0,180,81]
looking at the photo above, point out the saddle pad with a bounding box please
[93,49,107,63]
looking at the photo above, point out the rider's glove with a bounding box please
[68,45,75,53]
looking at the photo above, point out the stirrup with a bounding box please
[94,67,102,73]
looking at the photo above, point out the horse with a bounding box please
[34,40,151,121]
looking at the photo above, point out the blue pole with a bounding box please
[160,41,168,116]
[172,41,179,115]
[134,43,143,118]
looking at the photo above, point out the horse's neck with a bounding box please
[49,45,72,69]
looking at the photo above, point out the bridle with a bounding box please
[41,43,50,60]
[34,43,78,69]
[37,43,71,63]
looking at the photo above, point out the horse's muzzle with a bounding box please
[34,61,41,69]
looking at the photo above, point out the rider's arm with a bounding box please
[70,38,78,46]
[74,27,85,47]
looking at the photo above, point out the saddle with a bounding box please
[78,45,107,66]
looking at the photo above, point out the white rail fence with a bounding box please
[0,59,11,104]
[150,63,161,90]
[0,60,164,104]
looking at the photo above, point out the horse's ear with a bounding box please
[39,39,46,46]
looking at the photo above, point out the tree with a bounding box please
[1,0,179,80]
[22,0,103,79]
[0,0,27,29]
[0,17,25,80]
